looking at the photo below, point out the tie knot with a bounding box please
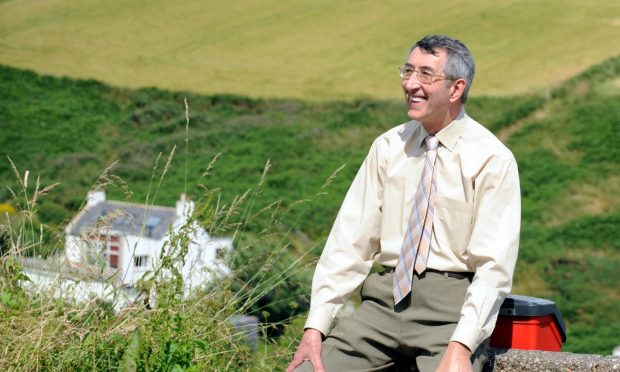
[425,135,439,151]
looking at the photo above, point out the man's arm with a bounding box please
[303,138,386,334]
[449,154,521,353]
[287,138,387,368]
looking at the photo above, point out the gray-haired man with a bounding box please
[287,34,520,372]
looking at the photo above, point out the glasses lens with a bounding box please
[418,71,433,84]
[399,66,412,79]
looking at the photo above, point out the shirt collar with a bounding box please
[414,108,469,152]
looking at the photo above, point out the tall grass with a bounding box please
[0,105,319,370]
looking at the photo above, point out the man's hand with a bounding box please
[285,328,325,372]
[436,341,473,372]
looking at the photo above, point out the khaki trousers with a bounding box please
[296,269,488,372]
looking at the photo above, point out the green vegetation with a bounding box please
[1,145,310,370]
[506,58,620,353]
[1,0,619,100]
[0,65,559,241]
[1,52,619,368]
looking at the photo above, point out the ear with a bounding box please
[449,78,467,103]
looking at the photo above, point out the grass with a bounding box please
[0,148,313,370]
[1,0,619,100]
[544,176,620,227]
[506,63,620,351]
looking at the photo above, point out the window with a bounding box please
[146,216,161,238]
[216,246,227,260]
[85,233,121,269]
[134,255,149,268]
[109,244,120,268]
[85,239,104,266]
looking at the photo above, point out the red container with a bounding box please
[490,294,567,351]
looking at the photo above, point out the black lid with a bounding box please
[499,294,567,342]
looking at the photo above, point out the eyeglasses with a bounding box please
[398,65,454,84]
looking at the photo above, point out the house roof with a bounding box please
[66,201,178,240]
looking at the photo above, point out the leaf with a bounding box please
[119,330,140,372]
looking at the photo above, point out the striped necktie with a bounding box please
[393,135,439,305]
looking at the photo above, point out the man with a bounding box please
[287,34,520,371]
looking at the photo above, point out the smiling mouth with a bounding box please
[407,94,427,104]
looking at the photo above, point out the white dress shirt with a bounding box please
[304,109,521,352]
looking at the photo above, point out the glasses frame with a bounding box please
[398,64,455,85]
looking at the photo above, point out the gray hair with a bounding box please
[409,35,476,103]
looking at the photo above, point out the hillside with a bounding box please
[1,54,619,356]
[0,65,544,240]
[1,0,619,100]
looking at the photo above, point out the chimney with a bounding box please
[176,193,195,220]
[87,190,106,207]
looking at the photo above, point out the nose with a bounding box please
[402,73,421,91]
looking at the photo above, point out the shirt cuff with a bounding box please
[450,320,481,353]
[304,304,337,336]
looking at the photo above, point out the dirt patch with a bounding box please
[545,176,620,226]
[497,106,548,143]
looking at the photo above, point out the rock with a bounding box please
[489,348,620,371]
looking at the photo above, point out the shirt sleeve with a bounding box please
[304,139,386,335]
[450,154,521,351]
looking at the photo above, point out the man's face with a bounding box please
[401,47,455,130]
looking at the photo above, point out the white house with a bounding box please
[64,190,233,291]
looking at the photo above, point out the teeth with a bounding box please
[408,95,425,103]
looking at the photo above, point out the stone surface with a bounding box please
[489,348,620,371]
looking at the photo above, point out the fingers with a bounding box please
[285,354,325,372]
[310,353,325,372]
[286,328,325,372]
[284,358,301,372]
[285,351,306,372]
[285,346,319,372]
[285,348,310,372]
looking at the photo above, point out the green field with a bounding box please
[1,0,619,100]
